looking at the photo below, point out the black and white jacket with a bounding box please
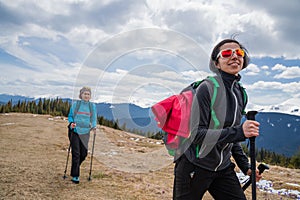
[184,70,250,174]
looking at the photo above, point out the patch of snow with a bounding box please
[0,122,15,126]
[286,183,300,187]
[236,173,300,199]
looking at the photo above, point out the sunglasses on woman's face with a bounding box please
[217,48,245,58]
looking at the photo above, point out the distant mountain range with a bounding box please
[245,112,300,157]
[0,94,34,105]
[1,94,299,156]
[248,94,300,117]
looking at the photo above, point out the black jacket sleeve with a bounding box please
[232,142,250,175]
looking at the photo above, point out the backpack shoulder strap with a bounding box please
[207,76,220,129]
[237,82,248,114]
[189,76,220,129]
[88,102,93,113]
[88,102,93,124]
[195,76,220,158]
[191,80,203,89]
[74,100,81,119]
[191,76,221,128]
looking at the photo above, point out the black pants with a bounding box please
[69,131,90,177]
[173,155,246,200]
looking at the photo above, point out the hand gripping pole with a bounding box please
[242,163,269,191]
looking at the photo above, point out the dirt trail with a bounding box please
[0,113,299,199]
[93,126,173,173]
[0,113,174,200]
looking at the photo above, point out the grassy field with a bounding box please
[1,113,299,199]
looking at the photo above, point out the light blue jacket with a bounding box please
[68,100,97,134]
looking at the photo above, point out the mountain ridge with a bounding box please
[1,93,299,156]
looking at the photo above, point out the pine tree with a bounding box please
[6,99,12,112]
[289,149,300,169]
[37,98,43,114]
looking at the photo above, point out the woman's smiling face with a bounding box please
[216,42,244,75]
[81,91,91,102]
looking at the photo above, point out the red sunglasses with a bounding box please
[217,48,245,58]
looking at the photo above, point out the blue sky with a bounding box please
[0,0,299,109]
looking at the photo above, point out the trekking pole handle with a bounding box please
[242,163,269,191]
[246,111,258,120]
[258,163,269,174]
[246,111,257,157]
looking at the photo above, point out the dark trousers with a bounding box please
[173,155,246,200]
[69,132,89,177]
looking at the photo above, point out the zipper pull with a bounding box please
[190,171,195,179]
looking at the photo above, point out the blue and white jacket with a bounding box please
[68,100,97,135]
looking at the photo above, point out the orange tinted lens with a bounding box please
[236,49,245,57]
[221,49,233,57]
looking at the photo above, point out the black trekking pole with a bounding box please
[63,142,71,179]
[88,130,96,181]
[246,111,258,200]
[63,125,73,179]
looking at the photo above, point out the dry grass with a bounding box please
[0,113,299,199]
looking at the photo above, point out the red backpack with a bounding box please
[152,77,221,156]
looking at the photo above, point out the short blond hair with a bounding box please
[79,86,91,99]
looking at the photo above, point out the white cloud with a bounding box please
[271,64,300,79]
[245,80,300,105]
[261,65,269,70]
[0,0,300,108]
[274,66,300,79]
[272,64,287,71]
[260,65,271,76]
[67,25,109,47]
[0,62,78,98]
[181,70,212,81]
[244,63,260,76]
[246,81,300,93]
[75,67,212,107]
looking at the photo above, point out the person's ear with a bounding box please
[215,61,221,69]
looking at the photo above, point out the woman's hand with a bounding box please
[71,123,76,129]
[242,120,260,138]
[246,169,262,182]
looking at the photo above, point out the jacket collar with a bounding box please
[218,70,241,83]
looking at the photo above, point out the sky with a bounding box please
[0,0,300,109]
